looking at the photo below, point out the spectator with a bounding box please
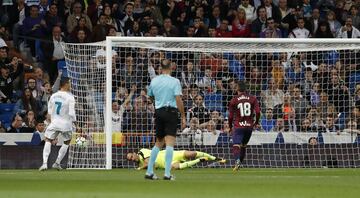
[289,17,311,38]
[310,82,321,106]
[328,74,350,113]
[69,16,92,42]
[7,0,26,51]
[128,96,153,132]
[302,0,313,19]
[337,16,360,38]
[271,59,286,89]
[13,87,41,116]
[72,29,90,43]
[126,21,143,36]
[202,120,221,138]
[251,6,267,37]
[305,8,321,35]
[6,114,24,133]
[43,3,65,34]
[259,17,282,38]
[162,17,178,37]
[343,120,360,134]
[287,56,304,84]
[248,67,262,97]
[302,67,314,99]
[91,14,111,42]
[281,5,304,34]
[119,2,137,33]
[270,117,285,133]
[209,5,222,29]
[33,119,46,145]
[291,86,308,126]
[314,21,334,38]
[148,24,160,37]
[262,0,282,25]
[182,117,203,146]
[238,0,256,23]
[181,61,198,88]
[232,8,251,37]
[306,107,325,131]
[188,94,210,124]
[67,3,92,33]
[21,5,46,58]
[196,68,214,91]
[326,10,342,37]
[39,81,51,116]
[0,121,6,133]
[103,4,121,32]
[221,119,231,134]
[112,85,134,132]
[192,17,207,37]
[308,136,318,145]
[0,51,24,103]
[274,93,296,131]
[41,26,65,84]
[27,77,42,99]
[33,67,47,92]
[325,116,339,133]
[314,62,330,91]
[278,0,292,37]
[24,110,36,130]
[347,5,360,30]
[301,118,315,132]
[261,108,276,132]
[261,78,284,110]
[215,19,232,37]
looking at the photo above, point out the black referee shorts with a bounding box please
[154,107,179,138]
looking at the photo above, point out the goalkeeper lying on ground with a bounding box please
[127,149,226,170]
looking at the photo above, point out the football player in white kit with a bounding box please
[39,77,76,171]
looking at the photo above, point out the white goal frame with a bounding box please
[102,37,360,169]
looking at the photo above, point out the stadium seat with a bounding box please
[57,60,68,77]
[0,103,16,113]
[0,113,12,128]
[204,93,224,113]
[216,133,231,145]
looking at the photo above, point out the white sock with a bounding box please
[43,141,51,165]
[55,144,69,164]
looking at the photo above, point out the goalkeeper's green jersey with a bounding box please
[137,148,151,168]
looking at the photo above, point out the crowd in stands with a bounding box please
[0,0,360,145]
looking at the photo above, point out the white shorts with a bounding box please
[45,128,72,141]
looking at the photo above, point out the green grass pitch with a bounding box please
[0,168,359,198]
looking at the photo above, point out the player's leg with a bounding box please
[163,108,178,180]
[164,135,175,179]
[145,137,164,179]
[39,129,58,171]
[232,128,244,171]
[145,109,166,179]
[53,131,72,170]
[183,150,216,161]
[239,129,253,163]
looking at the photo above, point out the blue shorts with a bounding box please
[232,128,253,145]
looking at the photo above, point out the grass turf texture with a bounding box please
[0,168,359,198]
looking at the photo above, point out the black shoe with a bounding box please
[163,175,175,181]
[145,174,159,180]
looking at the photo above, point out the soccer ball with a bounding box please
[75,136,87,148]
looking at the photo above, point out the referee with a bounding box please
[145,59,186,181]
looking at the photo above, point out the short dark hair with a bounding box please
[237,80,247,92]
[161,59,171,69]
[60,77,70,88]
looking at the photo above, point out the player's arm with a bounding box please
[47,97,53,118]
[175,80,186,129]
[69,97,76,122]
[137,158,149,170]
[228,99,234,130]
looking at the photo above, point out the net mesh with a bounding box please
[63,39,360,169]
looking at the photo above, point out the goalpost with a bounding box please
[63,38,360,169]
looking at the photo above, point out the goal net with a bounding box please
[62,38,360,169]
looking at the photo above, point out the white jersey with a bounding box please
[112,105,125,132]
[47,91,76,131]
